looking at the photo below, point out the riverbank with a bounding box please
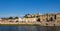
[0,24,40,26]
[0,20,60,26]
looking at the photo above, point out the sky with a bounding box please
[0,0,60,17]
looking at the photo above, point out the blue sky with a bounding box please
[0,0,60,17]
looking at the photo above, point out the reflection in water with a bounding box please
[0,26,17,31]
[0,26,18,31]
[18,26,60,31]
[0,26,60,31]
[18,26,37,31]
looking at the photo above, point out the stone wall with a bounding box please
[18,13,60,23]
[18,18,37,22]
[56,13,60,23]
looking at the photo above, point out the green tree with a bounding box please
[14,17,19,19]
[24,14,30,18]
[8,17,13,19]
[36,16,40,18]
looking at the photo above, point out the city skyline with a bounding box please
[0,0,60,17]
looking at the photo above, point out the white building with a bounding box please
[18,18,37,22]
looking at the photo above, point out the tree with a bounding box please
[24,14,30,18]
[24,15,28,18]
[8,17,13,19]
[36,16,40,18]
[14,17,19,19]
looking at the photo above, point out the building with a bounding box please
[18,18,37,23]
[23,13,60,23]
[56,13,60,23]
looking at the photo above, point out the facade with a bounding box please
[21,13,60,23]
[10,13,59,25]
[56,13,60,23]
[18,18,37,22]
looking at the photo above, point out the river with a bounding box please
[0,26,60,31]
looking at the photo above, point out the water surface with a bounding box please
[0,26,60,31]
